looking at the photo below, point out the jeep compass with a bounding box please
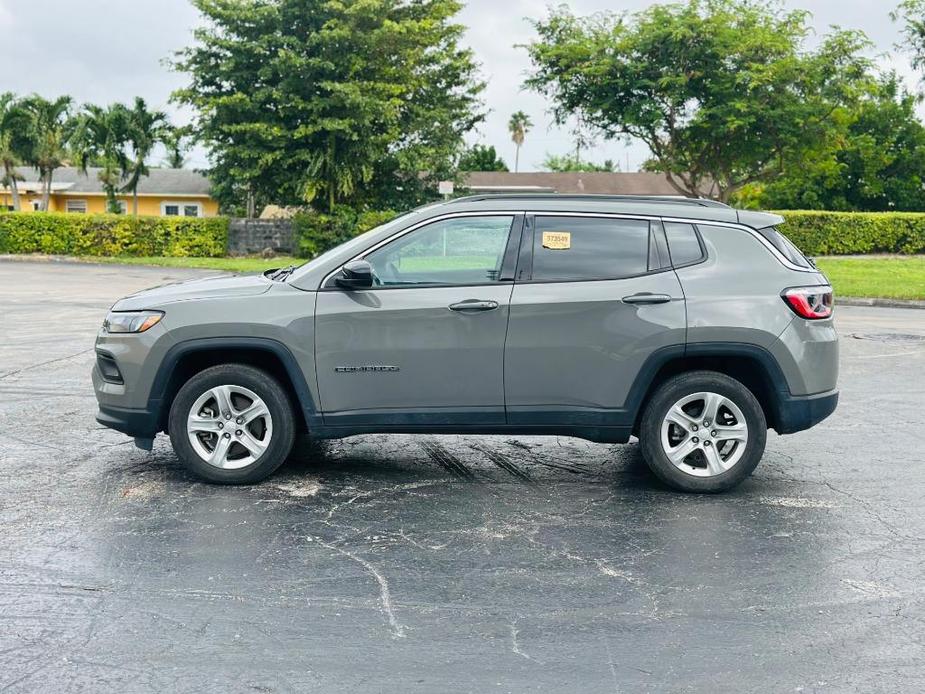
[93,194,838,492]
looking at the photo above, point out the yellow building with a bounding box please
[1,167,220,217]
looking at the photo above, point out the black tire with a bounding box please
[168,363,297,484]
[638,370,767,493]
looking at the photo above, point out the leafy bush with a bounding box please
[294,207,396,258]
[776,211,925,256]
[0,212,229,257]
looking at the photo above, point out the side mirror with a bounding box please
[335,260,374,289]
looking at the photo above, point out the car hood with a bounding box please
[112,273,272,310]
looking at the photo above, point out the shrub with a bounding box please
[775,211,925,256]
[0,212,229,257]
[294,207,396,258]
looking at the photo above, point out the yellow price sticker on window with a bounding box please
[542,231,571,249]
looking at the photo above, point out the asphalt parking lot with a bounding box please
[1,259,923,693]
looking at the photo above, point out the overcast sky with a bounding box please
[0,0,918,171]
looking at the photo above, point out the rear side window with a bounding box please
[531,216,651,281]
[757,226,813,268]
[663,222,705,266]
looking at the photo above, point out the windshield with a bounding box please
[756,226,813,268]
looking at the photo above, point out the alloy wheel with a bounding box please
[659,391,749,477]
[186,385,273,469]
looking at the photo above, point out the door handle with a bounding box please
[448,300,499,312]
[622,293,672,305]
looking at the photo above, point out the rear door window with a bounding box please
[531,216,652,281]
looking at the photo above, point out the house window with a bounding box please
[31,201,42,211]
[66,200,88,214]
[162,201,203,217]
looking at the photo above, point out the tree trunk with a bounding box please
[515,145,520,173]
[133,188,139,216]
[3,165,21,211]
[10,177,20,211]
[41,169,52,211]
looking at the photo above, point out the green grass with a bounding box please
[79,255,301,273]
[814,256,925,300]
[71,254,925,300]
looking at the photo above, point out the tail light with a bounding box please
[782,285,833,320]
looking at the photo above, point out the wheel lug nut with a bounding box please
[692,437,699,444]
[703,420,711,427]
[217,422,223,429]
[691,424,698,431]
[704,440,711,447]
[711,430,717,437]
[225,413,231,420]
[235,429,242,436]
[236,417,244,424]
[223,432,231,439]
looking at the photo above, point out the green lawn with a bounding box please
[73,254,925,300]
[814,256,925,300]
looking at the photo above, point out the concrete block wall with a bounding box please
[227,219,296,255]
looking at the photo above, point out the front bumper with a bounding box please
[775,389,839,434]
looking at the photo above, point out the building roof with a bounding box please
[463,171,713,197]
[9,166,212,197]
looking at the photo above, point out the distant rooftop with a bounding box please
[463,171,714,198]
[10,167,212,197]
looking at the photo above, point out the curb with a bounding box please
[838,297,925,310]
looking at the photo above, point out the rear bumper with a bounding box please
[775,389,839,434]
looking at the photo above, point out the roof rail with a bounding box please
[448,193,730,209]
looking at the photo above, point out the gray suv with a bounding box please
[93,195,838,492]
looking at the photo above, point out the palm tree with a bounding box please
[122,98,168,216]
[508,111,533,173]
[0,93,27,211]
[71,104,129,213]
[162,125,193,169]
[21,95,73,211]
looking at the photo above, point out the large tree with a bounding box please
[750,76,925,211]
[525,0,872,202]
[20,95,73,211]
[174,0,484,213]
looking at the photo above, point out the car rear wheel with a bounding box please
[638,370,767,493]
[168,364,296,484]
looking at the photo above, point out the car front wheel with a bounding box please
[168,364,296,484]
[638,370,767,493]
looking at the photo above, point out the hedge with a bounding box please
[293,207,396,258]
[775,210,925,256]
[0,212,229,257]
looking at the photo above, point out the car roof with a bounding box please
[426,194,783,228]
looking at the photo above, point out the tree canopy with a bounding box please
[743,77,925,211]
[525,0,873,202]
[458,144,508,171]
[174,0,484,213]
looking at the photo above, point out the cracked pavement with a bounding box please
[1,260,924,692]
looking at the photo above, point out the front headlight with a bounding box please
[103,310,164,333]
